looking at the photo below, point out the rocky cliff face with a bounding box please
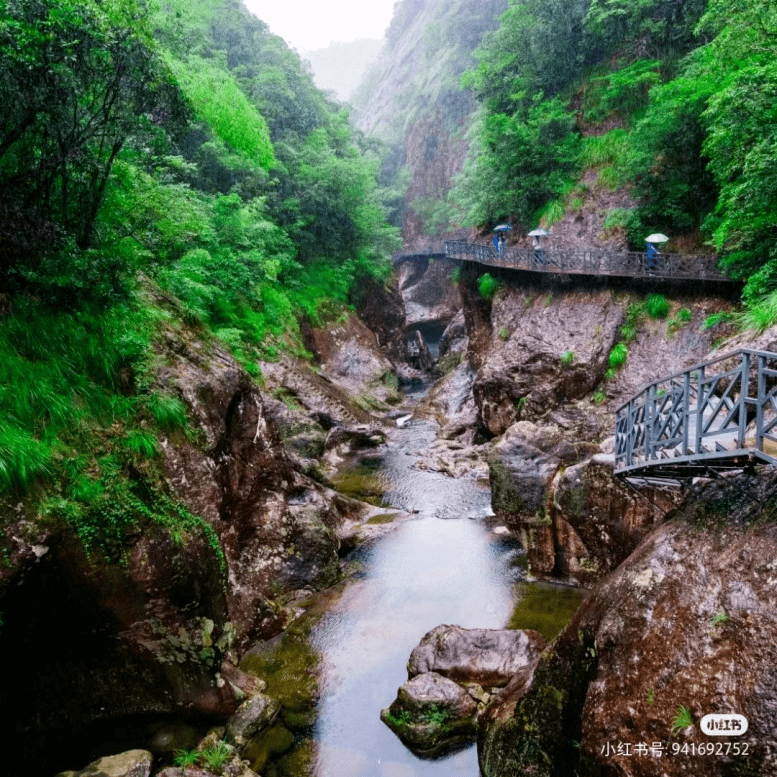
[352,0,506,248]
[479,470,777,777]
[0,308,393,774]
[397,255,462,332]
[453,265,736,584]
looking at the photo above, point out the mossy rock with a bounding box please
[244,723,295,773]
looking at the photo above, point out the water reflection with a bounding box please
[311,420,522,777]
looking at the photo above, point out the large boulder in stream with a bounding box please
[382,625,547,755]
[479,470,777,777]
[408,624,547,687]
[380,672,478,756]
[225,693,281,750]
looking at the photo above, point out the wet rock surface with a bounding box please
[479,470,777,777]
[397,255,462,331]
[408,624,547,687]
[380,671,478,756]
[0,322,378,775]
[550,453,679,585]
[225,693,281,750]
[56,750,154,777]
[474,288,624,435]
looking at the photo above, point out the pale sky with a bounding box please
[244,0,397,52]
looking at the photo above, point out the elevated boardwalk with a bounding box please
[615,349,777,482]
[442,240,731,282]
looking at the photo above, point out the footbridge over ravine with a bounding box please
[614,349,777,484]
[394,241,733,284]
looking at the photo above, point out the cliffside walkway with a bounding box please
[614,349,777,482]
[394,241,733,283]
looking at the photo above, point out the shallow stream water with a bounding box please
[306,419,582,777]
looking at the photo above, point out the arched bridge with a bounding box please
[394,241,733,283]
[615,349,777,483]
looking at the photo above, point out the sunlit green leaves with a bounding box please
[166,54,274,169]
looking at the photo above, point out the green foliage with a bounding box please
[738,292,777,333]
[145,393,189,432]
[499,326,510,340]
[173,749,201,768]
[538,198,567,228]
[601,208,633,235]
[592,390,607,404]
[702,311,736,329]
[626,70,719,245]
[645,294,669,318]
[710,610,729,629]
[667,307,692,334]
[584,0,708,60]
[646,688,655,705]
[583,60,662,124]
[454,98,580,227]
[124,431,159,459]
[670,705,694,735]
[200,741,233,770]
[0,0,189,271]
[0,425,51,493]
[478,273,500,299]
[166,54,274,169]
[561,351,575,366]
[620,301,645,341]
[608,343,628,369]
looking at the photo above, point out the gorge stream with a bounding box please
[245,408,583,777]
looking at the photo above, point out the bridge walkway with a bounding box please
[394,241,733,284]
[614,349,777,483]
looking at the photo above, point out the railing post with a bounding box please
[696,365,705,454]
[646,384,656,460]
[738,351,750,449]
[757,354,766,451]
[682,370,690,454]
[626,400,634,467]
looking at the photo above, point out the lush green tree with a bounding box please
[691,0,777,297]
[625,69,718,243]
[165,54,274,169]
[453,97,580,227]
[585,0,708,61]
[0,0,188,262]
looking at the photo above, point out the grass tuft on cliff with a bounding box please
[0,293,230,573]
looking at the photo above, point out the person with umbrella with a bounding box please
[494,224,510,257]
[528,228,548,266]
[644,233,669,274]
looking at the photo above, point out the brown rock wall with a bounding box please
[480,470,777,777]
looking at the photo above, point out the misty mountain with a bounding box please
[303,38,384,102]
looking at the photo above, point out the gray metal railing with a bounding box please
[442,240,731,282]
[614,349,777,478]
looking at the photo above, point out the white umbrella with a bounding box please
[494,224,512,231]
[645,233,669,243]
[528,228,549,237]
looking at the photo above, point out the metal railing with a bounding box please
[442,241,731,282]
[615,349,777,478]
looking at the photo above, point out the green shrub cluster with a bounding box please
[478,273,500,299]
